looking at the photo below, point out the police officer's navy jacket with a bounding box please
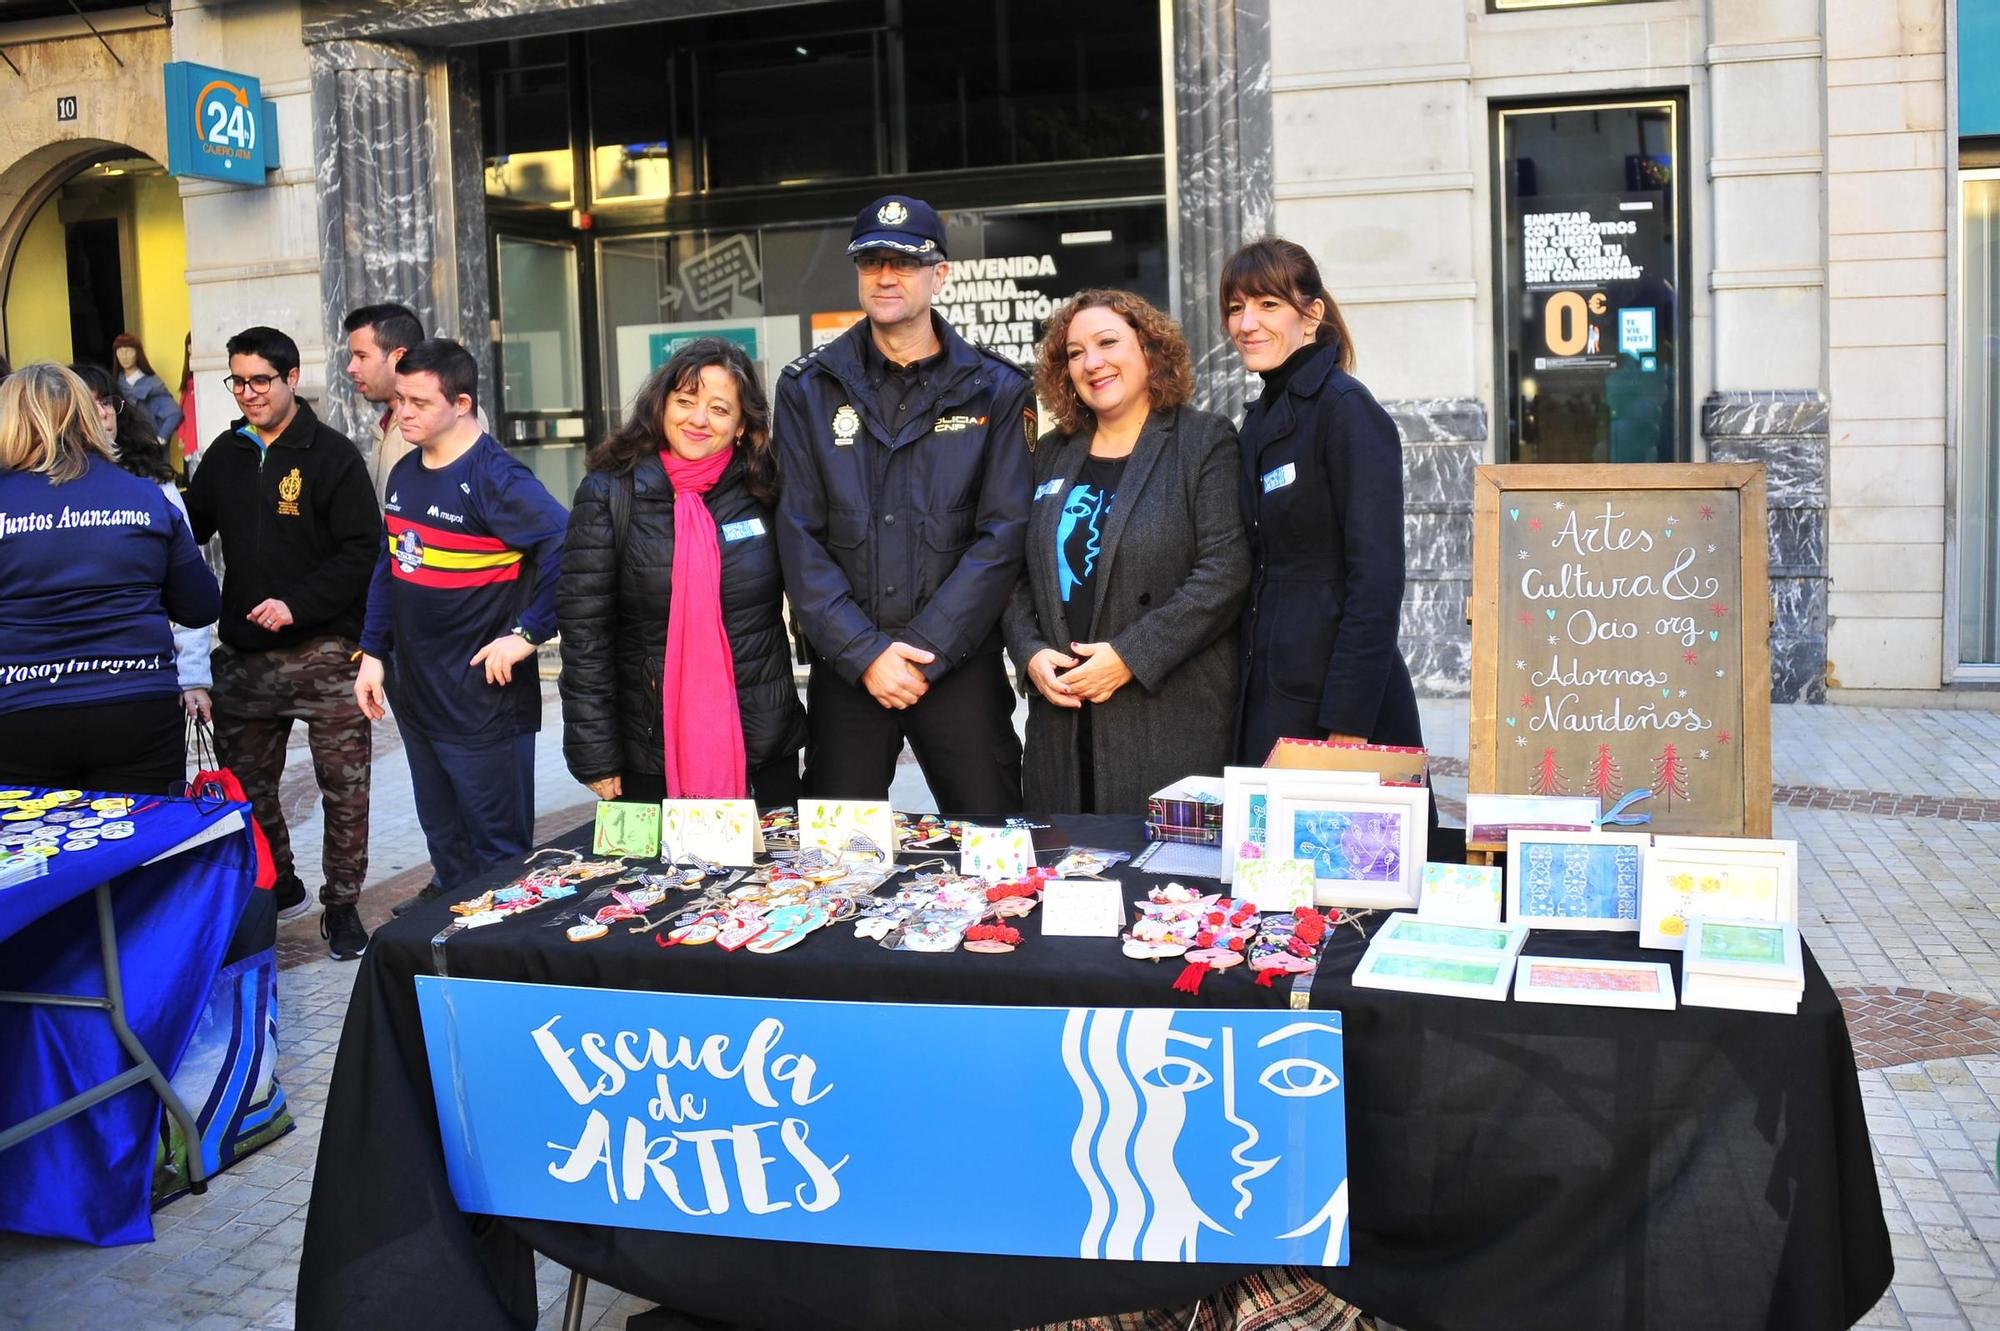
[773,313,1036,686]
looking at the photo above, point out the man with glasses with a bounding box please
[774,194,1035,815]
[184,326,381,959]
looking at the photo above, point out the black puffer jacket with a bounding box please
[558,449,807,785]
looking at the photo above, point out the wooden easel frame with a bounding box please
[1469,463,1772,840]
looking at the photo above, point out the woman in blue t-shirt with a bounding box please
[0,362,220,794]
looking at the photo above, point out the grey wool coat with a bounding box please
[1002,405,1250,815]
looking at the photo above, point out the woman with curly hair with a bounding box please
[1002,290,1248,815]
[558,337,807,806]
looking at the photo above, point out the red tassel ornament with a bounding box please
[1173,960,1212,994]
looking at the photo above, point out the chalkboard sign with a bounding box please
[1470,464,1771,838]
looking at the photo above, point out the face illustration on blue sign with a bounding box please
[1062,1008,1347,1264]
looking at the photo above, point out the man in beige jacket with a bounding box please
[343,303,426,507]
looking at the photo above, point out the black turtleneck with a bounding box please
[1256,341,1322,405]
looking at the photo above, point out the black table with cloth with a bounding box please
[296,815,1891,1331]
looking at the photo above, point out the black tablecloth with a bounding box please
[296,817,1891,1331]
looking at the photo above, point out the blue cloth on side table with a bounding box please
[0,792,255,1245]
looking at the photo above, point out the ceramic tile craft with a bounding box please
[1638,835,1798,950]
[591,800,662,858]
[1504,831,1652,931]
[1417,862,1503,924]
[1512,956,1677,1010]
[1265,779,1429,910]
[960,824,1036,881]
[797,798,897,865]
[661,800,760,866]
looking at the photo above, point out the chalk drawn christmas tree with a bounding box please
[1586,743,1623,802]
[1650,743,1691,809]
[1531,747,1568,796]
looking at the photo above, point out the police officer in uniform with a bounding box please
[774,195,1035,815]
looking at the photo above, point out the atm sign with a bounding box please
[164,62,273,185]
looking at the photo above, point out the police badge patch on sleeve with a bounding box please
[1022,406,1038,453]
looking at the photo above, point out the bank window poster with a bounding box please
[1471,466,1772,839]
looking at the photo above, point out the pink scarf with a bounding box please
[659,446,746,797]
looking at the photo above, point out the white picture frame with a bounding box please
[1352,943,1515,1002]
[1219,766,1374,885]
[1639,835,1799,951]
[1264,779,1428,910]
[1512,956,1677,1011]
[1374,911,1529,960]
[1463,793,1601,845]
[1504,830,1653,932]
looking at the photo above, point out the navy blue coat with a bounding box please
[1234,340,1422,764]
[773,315,1035,685]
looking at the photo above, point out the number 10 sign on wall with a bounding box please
[1468,463,1773,839]
[163,62,277,185]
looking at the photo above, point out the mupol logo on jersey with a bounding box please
[276,467,303,516]
[393,527,424,573]
[427,506,466,524]
[933,415,987,434]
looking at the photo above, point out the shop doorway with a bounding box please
[2,153,189,381]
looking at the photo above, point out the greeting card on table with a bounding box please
[1040,879,1127,937]
[798,798,897,865]
[661,800,761,866]
[961,825,1036,881]
[592,800,661,858]
[1232,856,1316,911]
[1418,862,1503,924]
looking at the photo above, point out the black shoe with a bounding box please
[391,879,449,917]
[273,874,311,922]
[320,903,369,961]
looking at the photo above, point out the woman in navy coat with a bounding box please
[1222,237,1423,764]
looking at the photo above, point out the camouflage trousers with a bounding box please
[212,635,370,906]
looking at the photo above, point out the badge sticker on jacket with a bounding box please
[1261,463,1296,494]
[832,404,861,446]
[721,518,766,542]
[1035,478,1065,500]
[277,467,304,516]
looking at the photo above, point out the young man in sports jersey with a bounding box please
[354,339,566,902]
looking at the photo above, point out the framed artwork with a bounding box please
[1504,830,1652,931]
[1374,912,1528,959]
[1463,793,1601,845]
[1512,956,1677,1010]
[1352,945,1515,1002]
[1265,780,1428,910]
[591,800,661,859]
[1683,917,1801,981]
[1418,862,1503,924]
[798,798,897,865]
[661,800,760,866]
[1219,766,1373,884]
[1639,835,1798,950]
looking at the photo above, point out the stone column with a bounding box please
[1173,0,1272,418]
[1387,401,1486,697]
[1703,391,1830,703]
[309,39,442,444]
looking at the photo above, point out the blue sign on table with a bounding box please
[416,977,1350,1265]
[163,62,274,184]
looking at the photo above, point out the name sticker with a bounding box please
[1262,463,1296,494]
[1035,479,1065,500]
[722,518,766,542]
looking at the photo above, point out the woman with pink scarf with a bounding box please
[558,339,806,806]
